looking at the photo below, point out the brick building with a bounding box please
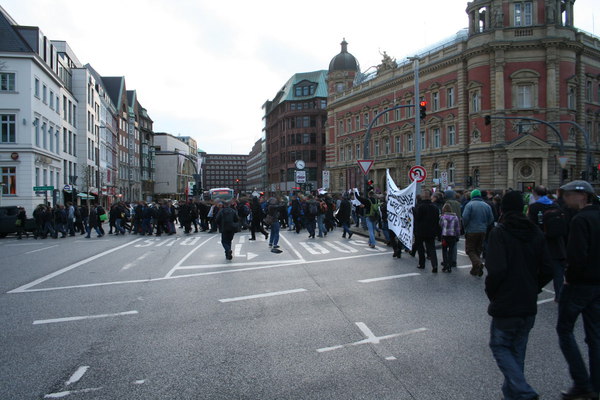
[325,0,600,193]
[203,153,249,194]
[263,70,328,193]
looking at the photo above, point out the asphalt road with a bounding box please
[0,227,582,399]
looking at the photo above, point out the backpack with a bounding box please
[308,202,318,217]
[366,200,380,218]
[542,206,567,239]
[319,202,328,213]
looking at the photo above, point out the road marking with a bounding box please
[33,310,138,325]
[317,323,428,353]
[7,238,143,294]
[133,380,146,385]
[457,264,472,269]
[324,241,358,254]
[12,251,392,293]
[538,298,555,305]
[279,232,305,261]
[25,245,58,254]
[121,253,149,271]
[176,259,302,270]
[180,236,203,246]
[238,235,246,244]
[163,236,215,278]
[299,241,330,255]
[65,366,89,386]
[386,356,397,361]
[358,273,421,283]
[542,288,555,294]
[457,250,467,256]
[44,387,102,398]
[219,288,307,303]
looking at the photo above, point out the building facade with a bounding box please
[246,137,267,192]
[325,0,600,193]
[203,153,249,194]
[138,103,154,203]
[263,70,328,193]
[153,132,195,201]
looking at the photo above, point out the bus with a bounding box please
[209,188,234,201]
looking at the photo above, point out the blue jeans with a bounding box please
[269,221,280,246]
[489,315,538,400]
[317,214,326,237]
[557,284,600,394]
[381,220,390,242]
[365,217,377,246]
[115,218,126,234]
[305,217,316,237]
[221,231,234,254]
[342,222,351,237]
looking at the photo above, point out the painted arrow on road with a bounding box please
[234,244,258,260]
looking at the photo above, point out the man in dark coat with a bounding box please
[414,189,440,272]
[215,201,240,260]
[485,190,553,400]
[337,193,353,239]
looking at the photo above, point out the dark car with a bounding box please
[0,206,35,238]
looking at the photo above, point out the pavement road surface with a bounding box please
[0,228,580,399]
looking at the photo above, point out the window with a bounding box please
[383,108,389,123]
[0,73,15,91]
[355,115,360,130]
[511,70,539,109]
[395,108,400,121]
[432,92,439,111]
[1,114,16,143]
[517,85,533,108]
[407,133,413,152]
[49,90,54,109]
[374,140,380,156]
[514,2,533,26]
[567,86,576,109]
[49,126,53,151]
[384,137,390,155]
[364,113,369,126]
[433,163,439,180]
[448,162,455,183]
[420,130,426,149]
[406,100,413,118]
[373,109,378,126]
[433,128,441,148]
[471,91,480,113]
[42,85,47,104]
[448,125,456,146]
[35,78,40,97]
[395,136,401,153]
[63,96,67,120]
[339,120,344,134]
[35,167,40,186]
[586,81,593,102]
[447,88,454,108]
[42,122,47,149]
[1,167,16,195]
[356,144,360,159]
[336,83,345,93]
[55,127,59,153]
[340,147,345,161]
[347,146,352,161]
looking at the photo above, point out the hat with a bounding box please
[470,189,481,198]
[501,190,524,213]
[560,180,595,195]
[444,190,456,199]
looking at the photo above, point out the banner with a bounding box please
[386,169,417,250]
[351,188,362,206]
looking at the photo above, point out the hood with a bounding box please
[500,211,538,242]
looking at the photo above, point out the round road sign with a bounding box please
[409,165,427,183]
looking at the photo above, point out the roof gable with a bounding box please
[0,10,34,53]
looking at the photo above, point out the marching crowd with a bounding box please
[9,179,600,399]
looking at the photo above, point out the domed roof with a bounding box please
[328,39,360,73]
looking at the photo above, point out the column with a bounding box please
[541,157,549,186]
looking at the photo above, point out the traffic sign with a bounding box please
[440,171,449,189]
[63,184,72,192]
[33,186,54,191]
[295,170,306,184]
[409,166,427,183]
[322,170,330,189]
[557,156,569,169]
[357,160,374,175]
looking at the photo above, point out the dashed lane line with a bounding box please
[358,273,421,283]
[33,310,139,325]
[219,288,307,303]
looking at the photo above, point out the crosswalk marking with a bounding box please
[324,241,358,254]
[299,241,330,255]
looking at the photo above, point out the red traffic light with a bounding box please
[597,163,600,171]
[419,101,427,107]
[367,180,374,185]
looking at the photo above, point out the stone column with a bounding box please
[507,155,515,188]
[542,157,549,186]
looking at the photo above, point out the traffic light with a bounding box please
[419,101,427,119]
[367,179,374,192]
[191,184,198,196]
[466,176,473,187]
[562,169,569,181]
[484,115,491,125]
[591,170,599,181]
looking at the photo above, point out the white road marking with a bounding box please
[457,250,467,256]
[65,366,89,386]
[538,298,555,305]
[238,235,246,244]
[358,273,421,283]
[219,288,307,303]
[279,232,305,261]
[542,288,555,294]
[163,236,215,278]
[324,241,358,253]
[457,264,472,269]
[25,245,58,254]
[166,238,180,246]
[234,244,243,257]
[7,238,143,294]
[176,260,301,270]
[299,241,330,255]
[134,239,159,247]
[180,236,202,246]
[386,356,397,361]
[12,251,392,293]
[132,380,146,385]
[121,253,149,271]
[44,387,102,398]
[247,252,258,260]
[33,310,138,325]
[317,323,428,353]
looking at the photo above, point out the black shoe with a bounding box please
[348,232,353,239]
[432,267,438,273]
[226,251,233,260]
[417,265,425,269]
[273,245,280,249]
[342,234,346,238]
[264,233,269,240]
[249,237,256,241]
[561,388,598,400]
[271,248,283,254]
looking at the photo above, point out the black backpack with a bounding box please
[308,202,318,217]
[542,205,567,238]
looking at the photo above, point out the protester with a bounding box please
[439,203,460,272]
[337,193,353,239]
[249,196,268,241]
[356,190,379,248]
[462,189,494,277]
[556,180,600,400]
[485,190,553,400]
[215,201,240,260]
[266,197,282,253]
[414,189,440,272]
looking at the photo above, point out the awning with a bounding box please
[77,193,96,199]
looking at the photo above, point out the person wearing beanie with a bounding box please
[556,180,600,400]
[485,190,553,400]
[462,189,494,277]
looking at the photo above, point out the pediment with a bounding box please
[506,134,551,150]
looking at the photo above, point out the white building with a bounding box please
[153,132,194,200]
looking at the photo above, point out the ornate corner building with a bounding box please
[325,0,600,193]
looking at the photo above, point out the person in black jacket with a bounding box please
[337,193,353,239]
[215,201,240,260]
[485,190,553,400]
[249,196,268,241]
[413,189,440,272]
[556,180,600,400]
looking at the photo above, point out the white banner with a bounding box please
[351,188,362,206]
[386,169,417,250]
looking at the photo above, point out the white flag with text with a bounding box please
[386,169,417,250]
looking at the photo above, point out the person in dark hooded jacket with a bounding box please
[485,190,553,400]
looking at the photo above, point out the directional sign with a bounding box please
[33,186,54,191]
[295,170,306,184]
[409,166,427,183]
[357,160,374,175]
[63,184,72,192]
[557,156,569,169]
[440,171,449,189]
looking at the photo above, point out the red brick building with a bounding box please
[326,0,600,193]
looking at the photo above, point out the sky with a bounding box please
[3,0,599,154]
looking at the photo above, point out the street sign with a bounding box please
[33,186,54,191]
[295,170,306,184]
[557,156,569,169]
[409,166,427,183]
[440,171,449,189]
[357,160,374,175]
[63,184,72,192]
[322,170,330,189]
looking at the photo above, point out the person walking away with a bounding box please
[462,189,494,277]
[215,201,240,260]
[66,202,76,236]
[15,207,27,239]
[85,205,103,238]
[356,190,380,248]
[249,196,268,241]
[317,199,327,237]
[440,203,460,272]
[485,190,553,400]
[33,204,44,239]
[414,189,440,272]
[337,193,353,239]
[556,180,600,400]
[527,185,568,301]
[55,205,67,238]
[266,198,282,253]
[304,195,318,239]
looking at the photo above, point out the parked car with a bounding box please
[0,206,35,237]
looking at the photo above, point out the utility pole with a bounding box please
[409,56,422,193]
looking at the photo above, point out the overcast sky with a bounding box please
[3,0,599,154]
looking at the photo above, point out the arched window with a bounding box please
[447,162,455,183]
[433,163,440,180]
